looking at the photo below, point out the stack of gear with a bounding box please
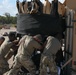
[16,0,66,37]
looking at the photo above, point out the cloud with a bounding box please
[0,0,17,16]
[59,0,65,3]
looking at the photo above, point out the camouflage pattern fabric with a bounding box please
[40,55,58,75]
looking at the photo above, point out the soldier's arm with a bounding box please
[12,39,19,46]
[6,45,18,61]
[33,40,43,50]
[5,50,14,61]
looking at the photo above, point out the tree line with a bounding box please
[0,13,17,24]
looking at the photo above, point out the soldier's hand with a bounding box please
[13,39,19,45]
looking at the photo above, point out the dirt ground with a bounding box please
[0,27,16,36]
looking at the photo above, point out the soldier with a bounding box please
[0,36,5,46]
[0,32,18,75]
[7,34,43,75]
[40,33,63,75]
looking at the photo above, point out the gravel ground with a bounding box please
[0,27,16,36]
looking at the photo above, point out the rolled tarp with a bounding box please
[17,14,66,36]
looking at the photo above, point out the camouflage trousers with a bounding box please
[0,56,9,75]
[7,54,36,75]
[39,55,58,75]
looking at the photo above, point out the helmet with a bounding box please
[8,32,16,37]
[8,32,17,41]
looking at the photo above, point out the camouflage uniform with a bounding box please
[40,36,61,75]
[7,35,42,75]
[0,39,14,75]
